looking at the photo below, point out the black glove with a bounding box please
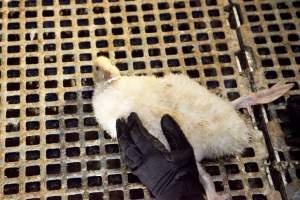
[116,112,205,200]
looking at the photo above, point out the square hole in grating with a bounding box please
[26,136,40,145]
[86,146,100,155]
[26,181,40,192]
[81,65,92,73]
[109,190,124,200]
[128,173,141,183]
[45,106,59,115]
[67,162,81,173]
[65,132,79,142]
[47,164,61,175]
[221,67,234,75]
[248,15,260,22]
[5,167,19,178]
[7,95,20,104]
[206,81,219,89]
[85,131,98,140]
[150,60,163,68]
[88,176,102,187]
[261,59,274,68]
[7,57,20,65]
[187,70,200,78]
[244,162,259,173]
[271,35,283,43]
[229,180,244,190]
[214,181,224,192]
[26,121,40,131]
[67,178,82,189]
[284,23,296,31]
[83,104,93,113]
[7,70,20,78]
[46,120,59,129]
[6,123,20,132]
[89,192,104,200]
[268,24,280,32]
[43,10,54,17]
[197,33,209,41]
[224,80,237,88]
[202,56,214,65]
[145,25,157,33]
[46,134,60,144]
[26,150,40,160]
[204,68,217,77]
[64,105,77,114]
[64,92,77,101]
[6,103,19,116]
[130,189,144,199]
[241,147,255,157]
[180,34,192,42]
[66,147,80,157]
[205,165,220,176]
[178,23,190,31]
[225,164,240,174]
[47,180,61,190]
[164,35,176,43]
[116,63,128,71]
[26,165,40,176]
[278,57,291,66]
[7,45,20,53]
[64,118,78,128]
[184,57,197,66]
[274,46,287,54]
[251,25,263,33]
[68,194,82,200]
[4,184,19,195]
[108,174,122,185]
[248,178,263,188]
[107,159,121,169]
[105,144,119,154]
[182,45,195,54]
[265,71,277,80]
[252,194,267,200]
[46,149,60,159]
[257,47,270,55]
[87,160,101,171]
[211,20,222,28]
[5,137,20,147]
[232,196,246,200]
[264,14,276,21]
[227,92,240,101]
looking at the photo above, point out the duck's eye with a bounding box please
[96,66,99,71]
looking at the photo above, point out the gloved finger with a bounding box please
[161,114,191,151]
[128,112,166,155]
[116,118,135,152]
[116,119,143,168]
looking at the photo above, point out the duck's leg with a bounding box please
[231,83,294,109]
[197,163,230,200]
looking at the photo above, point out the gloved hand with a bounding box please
[116,112,205,200]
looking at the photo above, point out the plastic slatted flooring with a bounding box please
[236,0,300,199]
